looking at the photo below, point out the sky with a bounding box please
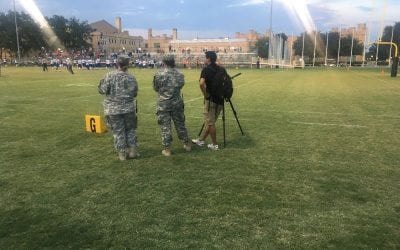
[1,0,399,40]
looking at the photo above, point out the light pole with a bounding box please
[388,25,394,67]
[376,39,380,67]
[268,0,274,66]
[337,27,341,67]
[290,32,293,66]
[376,0,388,67]
[312,30,317,67]
[13,0,21,64]
[350,28,354,67]
[301,32,305,61]
[362,24,368,67]
[325,31,329,66]
[269,0,273,40]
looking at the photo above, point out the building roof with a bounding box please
[90,20,118,34]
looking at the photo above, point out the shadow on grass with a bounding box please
[0,207,101,248]
[220,133,256,150]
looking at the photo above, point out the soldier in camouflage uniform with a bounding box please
[153,55,191,156]
[98,55,139,161]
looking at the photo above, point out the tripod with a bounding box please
[198,73,244,147]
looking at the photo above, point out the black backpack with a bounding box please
[208,66,233,101]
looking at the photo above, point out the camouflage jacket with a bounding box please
[98,70,138,115]
[153,68,184,112]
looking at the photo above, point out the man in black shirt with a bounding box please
[192,51,223,150]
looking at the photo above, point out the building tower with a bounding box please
[115,17,122,33]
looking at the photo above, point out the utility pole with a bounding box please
[301,32,305,61]
[269,0,273,66]
[325,31,329,66]
[337,27,341,67]
[269,0,273,36]
[362,24,368,67]
[13,0,21,64]
[350,28,354,67]
[388,25,394,67]
[312,31,317,67]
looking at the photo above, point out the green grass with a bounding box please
[0,66,399,248]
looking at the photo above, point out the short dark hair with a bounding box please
[162,54,175,67]
[205,51,217,62]
[117,55,130,67]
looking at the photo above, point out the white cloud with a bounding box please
[227,0,266,8]
[307,0,396,28]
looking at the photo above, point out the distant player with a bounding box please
[66,58,74,74]
[42,58,48,71]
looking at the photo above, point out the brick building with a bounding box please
[147,28,262,54]
[90,17,145,56]
[90,17,264,56]
[331,23,367,43]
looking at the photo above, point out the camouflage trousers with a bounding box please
[105,112,138,153]
[157,109,189,148]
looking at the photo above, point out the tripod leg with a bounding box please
[198,123,204,137]
[222,102,226,147]
[227,99,244,135]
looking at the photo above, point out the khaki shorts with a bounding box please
[203,100,223,126]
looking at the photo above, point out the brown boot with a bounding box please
[162,148,172,156]
[128,147,139,159]
[183,142,192,152]
[118,151,127,161]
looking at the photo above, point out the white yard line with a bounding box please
[64,83,95,87]
[59,94,100,101]
[140,112,251,121]
[290,121,367,128]
[272,110,344,115]
[353,71,400,88]
[236,109,400,119]
[184,96,204,104]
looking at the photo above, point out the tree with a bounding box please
[0,11,17,54]
[339,36,364,56]
[255,33,288,59]
[293,32,315,62]
[47,15,92,50]
[322,32,340,58]
[255,37,269,58]
[0,11,45,57]
[293,31,364,63]
[67,18,93,49]
[369,22,400,61]
[17,12,46,54]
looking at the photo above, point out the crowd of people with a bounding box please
[1,51,166,71]
[39,54,164,72]
[98,51,225,160]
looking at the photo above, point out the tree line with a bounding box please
[368,22,400,61]
[0,10,92,60]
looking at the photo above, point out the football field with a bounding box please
[0,66,399,248]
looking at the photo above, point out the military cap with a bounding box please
[117,55,130,66]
